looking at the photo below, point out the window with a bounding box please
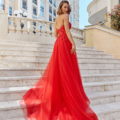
[33,6,37,16]
[119,0,120,4]
[49,15,52,21]
[21,0,27,10]
[33,0,37,5]
[53,0,56,7]
[0,0,4,10]
[49,0,52,4]
[40,1,44,17]
[9,6,12,16]
[49,6,52,14]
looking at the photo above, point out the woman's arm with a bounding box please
[54,20,58,39]
[63,14,75,45]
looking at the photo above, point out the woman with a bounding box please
[19,0,98,120]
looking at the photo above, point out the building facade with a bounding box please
[0,0,80,28]
[0,0,9,12]
[87,0,120,25]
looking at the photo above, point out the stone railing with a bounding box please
[8,16,84,41]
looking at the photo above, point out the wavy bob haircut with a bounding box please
[57,0,71,15]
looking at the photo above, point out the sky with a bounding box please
[79,0,93,28]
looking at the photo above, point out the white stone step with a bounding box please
[92,102,120,120]
[0,44,97,51]
[0,86,40,102]
[0,68,42,77]
[81,68,120,74]
[0,39,55,46]
[0,100,32,120]
[87,90,120,105]
[0,54,114,62]
[1,74,120,88]
[1,68,120,77]
[1,85,120,106]
[0,39,94,49]
[0,76,40,88]
[0,60,120,68]
[1,81,120,102]
[80,44,86,46]
[82,74,120,83]
[80,62,120,69]
[84,81,120,93]
[0,100,120,120]
[5,117,25,120]
[0,54,118,63]
[0,48,105,56]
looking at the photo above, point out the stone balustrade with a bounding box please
[8,16,84,41]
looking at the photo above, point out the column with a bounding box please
[37,0,40,18]
[45,0,49,21]
[4,0,9,13]
[28,0,32,18]
[14,0,19,10]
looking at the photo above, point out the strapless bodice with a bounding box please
[56,22,72,42]
[57,22,71,34]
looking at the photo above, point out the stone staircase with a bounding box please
[0,40,120,120]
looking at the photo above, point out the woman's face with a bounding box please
[61,3,69,14]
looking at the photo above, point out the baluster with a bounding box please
[33,20,36,34]
[15,18,22,34]
[8,17,15,33]
[51,23,55,37]
[40,22,46,36]
[46,22,51,36]
[22,19,28,34]
[29,20,34,34]
[35,21,40,34]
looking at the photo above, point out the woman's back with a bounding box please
[56,14,66,30]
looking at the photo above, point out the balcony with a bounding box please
[0,4,4,10]
[33,0,37,5]
[87,0,107,24]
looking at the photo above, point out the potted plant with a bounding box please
[108,4,120,31]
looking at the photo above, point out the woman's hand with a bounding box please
[70,43,76,54]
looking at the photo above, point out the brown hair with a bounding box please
[57,0,71,15]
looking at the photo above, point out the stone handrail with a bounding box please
[8,16,84,40]
[85,25,120,37]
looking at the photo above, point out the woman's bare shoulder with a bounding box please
[56,14,69,21]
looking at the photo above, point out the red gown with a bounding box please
[19,22,98,120]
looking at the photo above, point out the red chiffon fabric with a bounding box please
[19,22,98,120]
